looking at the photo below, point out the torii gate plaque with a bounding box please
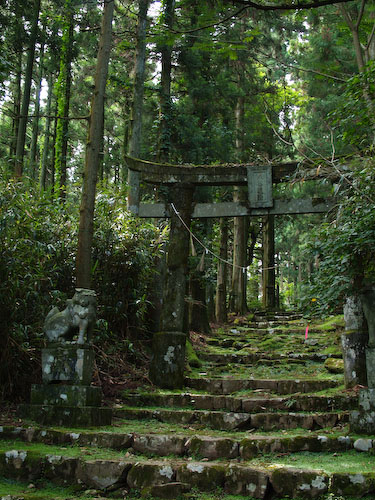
[126,156,333,388]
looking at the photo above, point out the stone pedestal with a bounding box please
[22,344,111,427]
[149,331,186,389]
[350,388,375,433]
[42,345,94,385]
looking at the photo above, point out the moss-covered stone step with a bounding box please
[121,392,356,413]
[2,425,368,460]
[197,351,339,364]
[113,406,348,431]
[184,377,339,395]
[1,446,374,498]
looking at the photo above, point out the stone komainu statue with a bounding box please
[44,289,97,345]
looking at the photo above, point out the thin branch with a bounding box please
[365,19,375,51]
[255,47,347,82]
[229,0,356,11]
[338,4,354,31]
[170,6,249,34]
[20,114,90,120]
[355,0,366,31]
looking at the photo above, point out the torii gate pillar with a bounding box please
[149,184,194,388]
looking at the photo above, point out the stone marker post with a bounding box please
[149,185,194,388]
[20,289,112,427]
[341,295,368,388]
[350,286,375,433]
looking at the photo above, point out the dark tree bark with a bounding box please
[14,0,41,177]
[215,217,228,323]
[54,0,74,200]
[76,0,114,289]
[29,32,45,177]
[262,215,276,310]
[157,0,175,163]
[40,73,53,191]
[127,0,150,212]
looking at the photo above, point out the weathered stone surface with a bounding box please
[331,472,375,497]
[200,411,251,430]
[224,465,269,498]
[19,404,112,427]
[176,462,226,491]
[341,331,368,388]
[132,434,186,456]
[42,345,94,385]
[270,467,328,498]
[324,357,344,374]
[78,432,133,450]
[251,413,314,430]
[366,347,375,388]
[30,384,102,407]
[0,450,42,481]
[127,462,175,489]
[149,332,186,389]
[350,409,375,433]
[313,413,339,428]
[44,455,78,484]
[242,397,284,412]
[353,438,373,452]
[76,459,130,490]
[221,379,245,394]
[187,436,238,460]
[150,482,191,499]
[360,286,375,346]
[344,295,365,331]
[351,389,375,433]
[359,388,375,411]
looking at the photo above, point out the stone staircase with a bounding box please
[1,312,375,499]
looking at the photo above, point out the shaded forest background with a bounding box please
[1,0,375,401]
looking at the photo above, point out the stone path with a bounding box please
[1,312,375,499]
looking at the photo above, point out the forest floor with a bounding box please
[1,312,374,500]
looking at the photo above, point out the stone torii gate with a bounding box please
[126,156,333,388]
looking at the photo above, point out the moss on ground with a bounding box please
[253,450,375,473]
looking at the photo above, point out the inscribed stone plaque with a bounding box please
[247,165,273,208]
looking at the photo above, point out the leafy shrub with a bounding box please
[0,180,163,401]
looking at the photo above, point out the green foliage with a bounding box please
[330,62,375,148]
[299,158,375,315]
[0,179,163,400]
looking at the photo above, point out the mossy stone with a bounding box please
[149,331,186,389]
[324,357,344,374]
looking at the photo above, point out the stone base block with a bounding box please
[42,345,94,385]
[341,331,368,388]
[19,404,112,427]
[350,389,375,433]
[366,348,375,388]
[149,332,186,389]
[30,384,102,407]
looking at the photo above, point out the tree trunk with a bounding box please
[40,73,53,191]
[14,0,41,177]
[76,0,114,289]
[127,0,150,212]
[54,0,74,200]
[10,50,22,160]
[215,217,228,323]
[29,32,45,178]
[262,215,276,310]
[157,0,175,163]
[230,188,249,314]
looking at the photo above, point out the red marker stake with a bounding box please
[305,325,309,340]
